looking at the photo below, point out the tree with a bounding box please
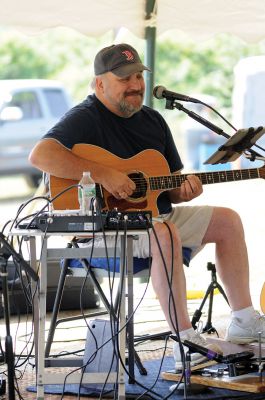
[155,34,265,119]
[0,32,57,79]
[1,28,265,112]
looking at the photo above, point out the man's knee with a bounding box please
[219,207,243,229]
[151,221,182,249]
[211,207,244,238]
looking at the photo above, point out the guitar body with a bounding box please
[50,144,171,216]
[50,143,265,216]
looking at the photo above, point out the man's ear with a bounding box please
[95,76,104,93]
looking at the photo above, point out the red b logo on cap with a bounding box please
[122,50,134,61]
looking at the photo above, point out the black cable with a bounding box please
[63,220,165,399]
[191,98,265,157]
[8,196,180,399]
[56,201,120,399]
[150,224,182,340]
[96,218,186,400]
[0,232,37,400]
[135,336,170,400]
[149,222,187,399]
[196,99,237,132]
[104,221,165,400]
[0,184,92,399]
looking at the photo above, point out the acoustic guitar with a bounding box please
[49,143,265,217]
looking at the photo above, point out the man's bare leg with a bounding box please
[202,207,252,310]
[150,221,191,333]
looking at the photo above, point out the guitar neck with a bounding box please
[149,168,261,190]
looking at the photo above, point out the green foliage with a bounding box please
[0,28,113,102]
[0,33,55,79]
[155,34,265,118]
[1,28,265,113]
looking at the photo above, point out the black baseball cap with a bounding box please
[94,43,151,78]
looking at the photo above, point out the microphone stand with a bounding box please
[0,251,16,400]
[165,98,264,162]
[0,233,39,400]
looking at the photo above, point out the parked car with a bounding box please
[0,79,72,187]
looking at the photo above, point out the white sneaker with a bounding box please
[173,331,222,370]
[225,311,265,344]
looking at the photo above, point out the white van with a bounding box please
[232,56,265,168]
[0,79,72,186]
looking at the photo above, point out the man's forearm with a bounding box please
[29,139,104,182]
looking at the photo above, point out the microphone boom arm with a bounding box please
[168,99,263,160]
[168,99,229,138]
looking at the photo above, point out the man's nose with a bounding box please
[129,76,143,90]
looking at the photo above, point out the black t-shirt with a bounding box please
[43,94,183,214]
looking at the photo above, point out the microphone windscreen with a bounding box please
[153,85,165,99]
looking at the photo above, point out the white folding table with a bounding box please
[9,228,146,400]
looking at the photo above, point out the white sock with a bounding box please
[179,327,196,339]
[232,306,256,323]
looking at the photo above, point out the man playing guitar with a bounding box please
[29,43,264,370]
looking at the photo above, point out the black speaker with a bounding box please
[0,260,100,316]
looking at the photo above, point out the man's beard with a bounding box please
[118,93,143,117]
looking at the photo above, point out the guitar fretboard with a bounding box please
[149,168,260,190]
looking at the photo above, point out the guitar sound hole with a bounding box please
[128,172,147,199]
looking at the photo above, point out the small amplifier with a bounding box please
[104,210,152,230]
[32,213,107,232]
[17,210,152,232]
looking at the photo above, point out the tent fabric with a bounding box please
[1,0,265,42]
[0,0,147,37]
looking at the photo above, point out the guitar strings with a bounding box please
[127,167,260,194]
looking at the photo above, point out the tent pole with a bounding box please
[144,0,156,108]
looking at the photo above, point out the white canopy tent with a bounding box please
[1,0,265,105]
[1,0,265,42]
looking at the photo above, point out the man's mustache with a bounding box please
[125,91,143,97]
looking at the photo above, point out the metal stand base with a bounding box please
[191,262,229,334]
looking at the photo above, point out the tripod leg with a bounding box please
[202,286,217,334]
[191,285,213,330]
[133,349,147,376]
[192,262,229,334]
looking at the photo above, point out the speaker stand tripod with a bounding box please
[191,262,229,334]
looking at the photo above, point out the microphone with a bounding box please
[153,85,199,103]
[171,335,254,365]
[184,339,255,364]
[183,339,223,362]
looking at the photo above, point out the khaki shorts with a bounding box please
[85,205,213,260]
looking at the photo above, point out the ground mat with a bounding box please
[27,356,265,399]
